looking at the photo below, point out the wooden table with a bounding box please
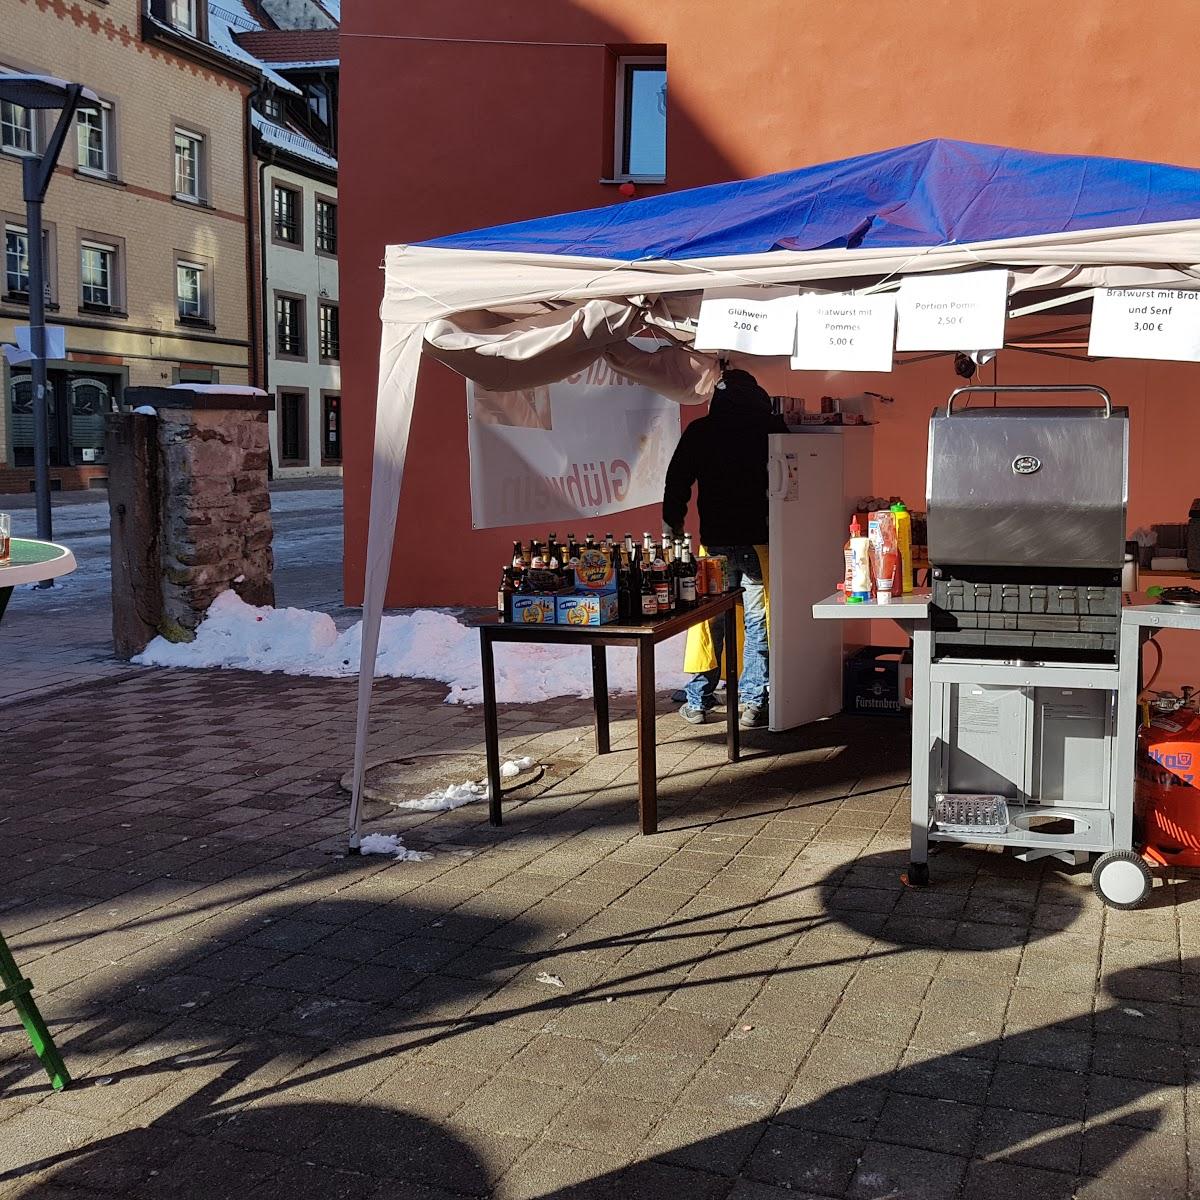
[472,589,743,834]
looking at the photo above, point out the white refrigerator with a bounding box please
[767,428,873,732]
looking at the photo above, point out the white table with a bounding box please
[0,539,77,621]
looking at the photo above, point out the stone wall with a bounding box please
[109,388,275,657]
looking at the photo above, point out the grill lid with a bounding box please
[926,386,1128,571]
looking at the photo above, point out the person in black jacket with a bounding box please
[663,368,787,728]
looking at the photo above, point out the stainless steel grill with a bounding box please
[926,385,1128,660]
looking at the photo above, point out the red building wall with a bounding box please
[340,0,1200,611]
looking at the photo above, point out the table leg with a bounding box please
[0,586,12,625]
[636,639,657,834]
[0,931,69,1090]
[591,645,610,755]
[724,604,740,763]
[480,632,503,827]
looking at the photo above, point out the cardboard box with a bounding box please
[557,591,619,626]
[844,646,912,716]
[574,546,617,592]
[510,595,557,624]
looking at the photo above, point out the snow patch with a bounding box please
[359,833,432,862]
[133,590,691,703]
[394,781,487,812]
[132,405,157,416]
[500,756,537,780]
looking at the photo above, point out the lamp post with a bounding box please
[0,76,99,551]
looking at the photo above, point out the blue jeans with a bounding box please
[685,546,768,711]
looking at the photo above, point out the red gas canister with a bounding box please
[1135,707,1200,867]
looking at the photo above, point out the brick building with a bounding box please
[0,0,339,493]
[0,0,270,491]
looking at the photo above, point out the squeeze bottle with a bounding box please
[891,501,913,594]
[844,517,871,603]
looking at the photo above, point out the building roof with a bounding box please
[205,2,303,93]
[251,109,337,173]
[234,28,339,64]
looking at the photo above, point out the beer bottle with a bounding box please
[642,531,653,559]
[511,541,524,571]
[640,564,658,618]
[652,545,670,614]
[664,543,677,611]
[498,567,516,619]
[678,545,697,608]
[585,533,596,549]
[616,547,632,621]
[548,531,558,552]
[522,540,534,569]
[558,544,572,588]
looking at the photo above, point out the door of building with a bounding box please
[322,392,342,464]
[8,370,119,467]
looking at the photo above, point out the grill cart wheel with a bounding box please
[1092,850,1153,910]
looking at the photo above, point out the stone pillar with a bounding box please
[107,387,275,656]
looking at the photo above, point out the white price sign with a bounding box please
[1087,288,1200,362]
[896,269,1008,351]
[791,292,896,373]
[693,286,798,356]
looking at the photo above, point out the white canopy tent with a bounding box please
[348,140,1200,848]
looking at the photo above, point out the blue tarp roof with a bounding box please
[419,139,1200,262]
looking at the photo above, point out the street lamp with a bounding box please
[0,76,99,550]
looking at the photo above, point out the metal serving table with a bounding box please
[471,588,742,835]
[815,589,1200,903]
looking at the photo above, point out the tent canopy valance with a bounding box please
[349,138,1200,848]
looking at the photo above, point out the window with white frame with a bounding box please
[4,219,54,302]
[5,223,30,296]
[275,293,305,357]
[315,197,337,255]
[171,0,198,35]
[173,128,204,201]
[76,101,113,177]
[1,96,34,155]
[262,93,284,121]
[318,301,339,360]
[176,260,205,320]
[614,56,666,180]
[80,240,116,308]
[272,184,300,245]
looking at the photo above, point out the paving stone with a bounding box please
[746,1123,862,1195]
[961,1160,1079,1200]
[455,1075,572,1140]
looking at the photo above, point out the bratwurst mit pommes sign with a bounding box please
[466,361,681,529]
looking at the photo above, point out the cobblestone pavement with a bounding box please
[1,667,1197,1199]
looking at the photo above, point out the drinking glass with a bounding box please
[0,513,10,565]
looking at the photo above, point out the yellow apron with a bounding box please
[682,545,771,675]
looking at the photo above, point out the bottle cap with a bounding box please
[891,501,907,513]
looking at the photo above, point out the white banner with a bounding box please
[1088,287,1200,362]
[896,269,1008,351]
[693,286,798,356]
[466,362,681,530]
[792,292,896,372]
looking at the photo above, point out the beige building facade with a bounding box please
[0,0,256,491]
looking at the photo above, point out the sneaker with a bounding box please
[679,704,708,725]
[739,706,766,729]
